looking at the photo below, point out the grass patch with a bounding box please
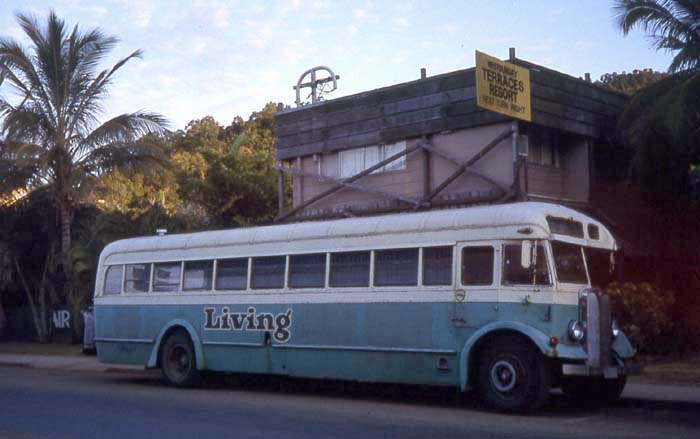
[631,355,700,385]
[0,342,82,356]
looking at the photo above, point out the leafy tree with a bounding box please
[0,11,167,257]
[599,69,669,95]
[613,0,700,198]
[172,105,283,228]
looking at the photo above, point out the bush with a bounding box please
[606,282,678,355]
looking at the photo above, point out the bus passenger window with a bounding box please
[461,247,494,285]
[125,264,151,293]
[502,244,551,285]
[183,260,214,291]
[423,247,452,285]
[251,256,285,289]
[104,265,123,295]
[216,258,248,290]
[289,253,326,288]
[330,251,370,287]
[153,262,181,292]
[374,248,418,286]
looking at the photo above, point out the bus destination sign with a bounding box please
[475,50,532,121]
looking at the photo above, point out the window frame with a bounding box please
[182,259,215,292]
[421,246,454,287]
[250,255,287,290]
[103,264,124,296]
[215,257,250,291]
[124,262,153,294]
[288,252,327,289]
[329,250,372,288]
[459,245,496,287]
[500,241,553,287]
[373,247,419,287]
[152,261,183,293]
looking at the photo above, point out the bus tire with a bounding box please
[476,337,549,412]
[161,330,201,388]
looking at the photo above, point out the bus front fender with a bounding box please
[147,319,205,370]
[458,321,554,391]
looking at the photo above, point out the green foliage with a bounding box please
[0,11,168,254]
[614,0,700,73]
[607,281,677,354]
[612,0,700,200]
[171,104,282,227]
[598,69,668,95]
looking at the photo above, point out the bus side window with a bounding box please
[502,244,551,285]
[251,256,286,289]
[216,258,248,290]
[374,248,418,286]
[289,253,326,288]
[183,260,214,291]
[461,246,494,286]
[125,264,151,293]
[423,246,452,286]
[104,265,123,295]
[330,251,370,287]
[153,262,182,292]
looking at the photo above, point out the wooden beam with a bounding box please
[275,165,422,207]
[421,128,513,205]
[276,144,423,222]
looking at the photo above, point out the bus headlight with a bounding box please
[612,319,620,338]
[568,320,585,342]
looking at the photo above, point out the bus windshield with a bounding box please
[551,241,588,284]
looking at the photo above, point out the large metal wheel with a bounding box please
[161,330,201,388]
[476,336,550,412]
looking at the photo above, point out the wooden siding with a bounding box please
[275,58,626,161]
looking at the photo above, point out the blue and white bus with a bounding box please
[94,202,634,411]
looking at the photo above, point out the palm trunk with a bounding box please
[60,202,72,255]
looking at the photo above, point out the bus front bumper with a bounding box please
[561,363,625,379]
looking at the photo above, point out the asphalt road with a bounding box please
[0,365,698,439]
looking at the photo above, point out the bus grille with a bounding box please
[581,289,612,370]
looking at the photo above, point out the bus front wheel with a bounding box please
[476,337,549,412]
[161,330,201,388]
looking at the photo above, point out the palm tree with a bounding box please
[0,11,167,255]
[613,0,700,197]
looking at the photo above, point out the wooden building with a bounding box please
[274,51,626,221]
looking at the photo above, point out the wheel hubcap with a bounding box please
[490,360,517,392]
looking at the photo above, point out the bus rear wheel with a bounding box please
[476,337,549,412]
[161,330,201,388]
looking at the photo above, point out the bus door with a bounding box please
[453,242,499,328]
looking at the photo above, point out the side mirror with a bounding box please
[521,240,533,269]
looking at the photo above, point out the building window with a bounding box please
[423,246,453,286]
[330,251,370,287]
[153,262,181,292]
[104,265,123,295]
[461,247,494,286]
[524,131,560,167]
[125,263,151,293]
[251,256,286,289]
[289,253,326,288]
[183,260,214,291]
[216,258,248,290]
[374,248,418,286]
[338,141,406,178]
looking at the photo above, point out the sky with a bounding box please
[0,0,675,131]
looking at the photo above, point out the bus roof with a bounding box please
[100,202,615,261]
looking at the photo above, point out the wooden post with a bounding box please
[423,138,431,199]
[511,120,521,199]
[277,165,284,217]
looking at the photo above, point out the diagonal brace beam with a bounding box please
[276,144,422,221]
[421,128,513,205]
[274,165,422,207]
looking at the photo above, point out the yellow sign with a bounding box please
[475,50,531,121]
